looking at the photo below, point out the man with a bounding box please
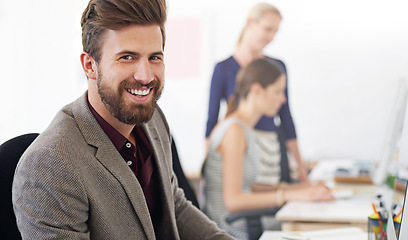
[12,0,234,239]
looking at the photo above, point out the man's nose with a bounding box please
[133,59,154,84]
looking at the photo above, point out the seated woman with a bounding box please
[202,58,334,240]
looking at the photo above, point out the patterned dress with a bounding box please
[203,118,280,240]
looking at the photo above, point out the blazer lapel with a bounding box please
[143,120,173,205]
[143,110,179,238]
[72,92,156,239]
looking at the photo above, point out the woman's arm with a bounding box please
[220,125,333,213]
[286,139,310,183]
[205,63,229,153]
[206,63,226,138]
[220,123,287,212]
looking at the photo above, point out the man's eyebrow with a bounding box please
[116,50,140,56]
[151,51,164,56]
[115,50,164,57]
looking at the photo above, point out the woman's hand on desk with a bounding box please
[249,182,334,205]
[284,184,335,202]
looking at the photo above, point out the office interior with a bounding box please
[1,0,408,237]
[1,0,408,175]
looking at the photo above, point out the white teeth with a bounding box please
[128,89,150,96]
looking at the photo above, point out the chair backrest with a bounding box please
[0,133,39,240]
[171,136,200,208]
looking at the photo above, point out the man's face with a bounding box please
[95,24,164,125]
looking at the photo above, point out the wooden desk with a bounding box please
[275,180,392,231]
[279,159,399,232]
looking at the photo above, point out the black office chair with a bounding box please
[225,207,281,240]
[0,133,39,240]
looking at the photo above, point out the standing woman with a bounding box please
[205,3,309,184]
[203,58,334,240]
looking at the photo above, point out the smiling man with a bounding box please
[12,0,234,239]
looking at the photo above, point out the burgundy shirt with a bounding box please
[88,102,162,233]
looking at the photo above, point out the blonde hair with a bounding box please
[237,2,282,45]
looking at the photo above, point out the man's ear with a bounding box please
[80,52,97,80]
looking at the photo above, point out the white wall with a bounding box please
[0,0,88,141]
[1,0,408,175]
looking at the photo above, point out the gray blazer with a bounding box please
[12,92,234,240]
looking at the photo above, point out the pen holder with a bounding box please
[394,218,401,238]
[368,216,401,240]
[368,216,388,240]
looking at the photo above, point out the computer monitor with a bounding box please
[372,79,408,185]
[397,184,408,239]
[390,79,408,240]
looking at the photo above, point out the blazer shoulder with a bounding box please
[153,105,171,138]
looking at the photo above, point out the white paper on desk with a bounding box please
[260,227,367,240]
[300,227,367,240]
[276,198,373,222]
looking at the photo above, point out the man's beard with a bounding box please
[97,72,163,125]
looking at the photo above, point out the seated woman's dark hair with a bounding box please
[226,58,284,115]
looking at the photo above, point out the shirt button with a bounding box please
[126,143,132,148]
[127,161,132,166]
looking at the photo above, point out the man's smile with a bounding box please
[126,87,152,97]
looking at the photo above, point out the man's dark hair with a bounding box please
[81,0,167,62]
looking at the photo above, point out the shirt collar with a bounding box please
[87,100,128,152]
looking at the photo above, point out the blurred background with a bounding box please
[1,0,407,175]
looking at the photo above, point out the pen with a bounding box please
[394,207,403,221]
[372,203,381,219]
[372,203,384,231]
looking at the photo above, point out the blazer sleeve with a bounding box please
[13,146,90,240]
[155,107,234,239]
[171,172,234,240]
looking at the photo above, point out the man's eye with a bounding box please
[120,55,133,61]
[150,56,163,62]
